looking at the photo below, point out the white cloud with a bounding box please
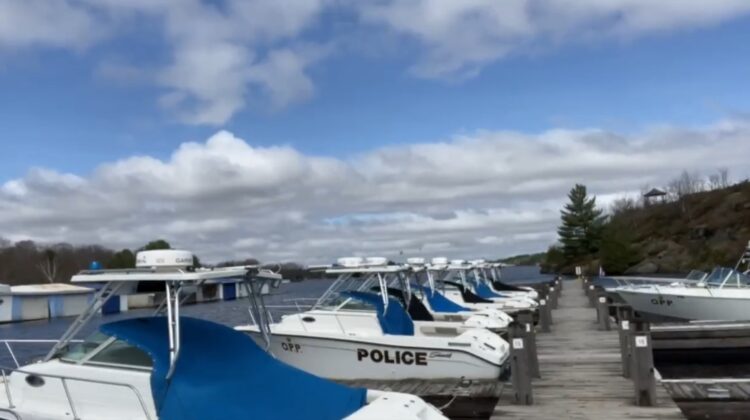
[357,0,750,78]
[0,0,103,49]
[1,119,749,263]
[3,1,750,119]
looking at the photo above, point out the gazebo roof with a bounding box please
[643,188,667,197]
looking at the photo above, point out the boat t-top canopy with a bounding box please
[315,257,413,312]
[71,266,251,283]
[46,250,282,380]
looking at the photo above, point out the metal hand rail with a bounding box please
[1,340,84,369]
[1,364,153,420]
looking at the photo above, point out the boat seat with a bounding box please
[411,284,471,313]
[341,291,415,336]
[474,281,507,299]
[370,287,435,321]
[101,316,366,420]
[442,281,494,303]
[491,280,526,292]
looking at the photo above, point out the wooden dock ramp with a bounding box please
[493,280,685,420]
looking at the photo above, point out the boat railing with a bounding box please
[0,364,153,420]
[1,340,84,369]
[281,298,318,312]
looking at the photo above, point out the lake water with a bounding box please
[0,265,552,368]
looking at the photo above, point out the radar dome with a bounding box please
[364,257,388,267]
[337,257,364,268]
[136,250,194,270]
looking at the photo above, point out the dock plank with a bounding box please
[492,280,685,420]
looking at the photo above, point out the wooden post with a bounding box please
[518,312,540,379]
[630,320,657,406]
[549,286,558,310]
[617,305,633,378]
[596,295,610,331]
[539,297,552,333]
[509,321,534,405]
[587,284,596,307]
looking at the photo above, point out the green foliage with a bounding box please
[142,239,171,251]
[557,184,605,261]
[541,245,566,273]
[599,222,640,275]
[108,249,136,269]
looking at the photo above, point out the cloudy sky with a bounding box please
[1,1,750,263]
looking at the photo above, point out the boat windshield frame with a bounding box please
[315,265,411,313]
[42,265,282,380]
[703,266,750,288]
[424,263,477,294]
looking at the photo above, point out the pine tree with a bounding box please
[557,184,605,262]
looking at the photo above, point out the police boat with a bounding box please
[472,261,539,301]
[462,260,538,307]
[427,259,537,313]
[402,258,513,333]
[0,250,446,420]
[236,257,510,401]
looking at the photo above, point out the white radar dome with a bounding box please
[431,257,448,265]
[364,257,388,267]
[136,250,195,270]
[450,259,466,265]
[406,257,425,266]
[337,257,364,268]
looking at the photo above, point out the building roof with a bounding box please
[643,188,667,197]
[10,283,95,296]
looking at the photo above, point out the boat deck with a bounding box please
[492,279,685,420]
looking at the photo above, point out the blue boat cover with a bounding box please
[341,291,414,336]
[474,281,508,299]
[411,284,470,313]
[100,316,366,420]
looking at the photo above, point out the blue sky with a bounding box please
[1,1,750,261]
[2,6,749,179]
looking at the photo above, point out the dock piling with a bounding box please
[538,298,551,333]
[616,305,633,378]
[518,312,540,379]
[596,295,611,331]
[587,284,597,307]
[549,286,558,310]
[509,321,534,405]
[630,320,657,406]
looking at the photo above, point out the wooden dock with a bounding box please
[493,280,685,420]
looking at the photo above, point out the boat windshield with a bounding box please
[686,270,708,281]
[318,293,377,311]
[704,267,750,288]
[60,331,153,369]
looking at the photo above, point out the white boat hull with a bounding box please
[243,331,507,382]
[617,287,750,321]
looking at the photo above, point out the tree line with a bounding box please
[544,168,748,275]
[0,238,307,286]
